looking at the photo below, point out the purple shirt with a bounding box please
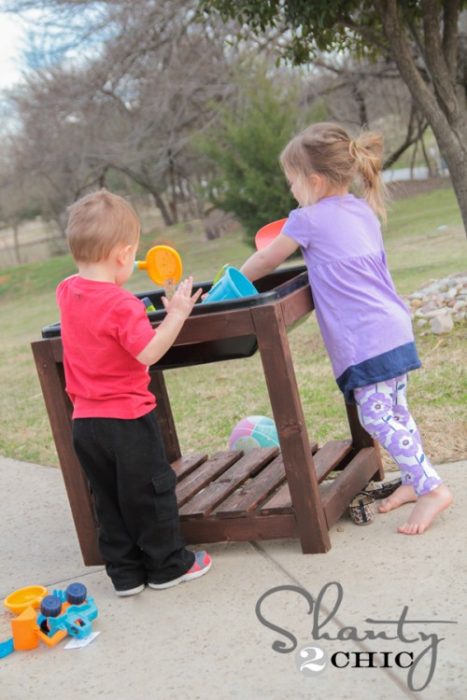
[283,194,420,398]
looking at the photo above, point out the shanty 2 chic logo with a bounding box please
[255,582,457,692]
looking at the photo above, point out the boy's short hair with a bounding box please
[66,189,141,263]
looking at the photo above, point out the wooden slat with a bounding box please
[171,454,208,481]
[259,481,293,515]
[322,447,382,529]
[180,513,298,542]
[214,453,286,518]
[179,447,278,517]
[175,451,243,507]
[259,440,352,515]
[313,440,353,481]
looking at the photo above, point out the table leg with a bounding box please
[149,369,181,463]
[31,341,101,564]
[252,305,331,553]
[345,403,385,481]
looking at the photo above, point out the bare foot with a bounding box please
[378,484,417,513]
[398,484,453,535]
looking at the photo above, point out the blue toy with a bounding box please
[1,582,98,657]
[202,266,258,304]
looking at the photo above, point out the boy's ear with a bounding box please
[115,244,133,265]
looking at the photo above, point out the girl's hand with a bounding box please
[161,276,202,319]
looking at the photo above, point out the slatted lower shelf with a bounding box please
[172,439,353,523]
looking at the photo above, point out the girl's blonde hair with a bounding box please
[280,122,388,221]
[66,189,141,263]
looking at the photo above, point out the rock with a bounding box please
[404,272,467,334]
[444,286,458,299]
[430,313,454,334]
[421,307,453,319]
[419,301,439,314]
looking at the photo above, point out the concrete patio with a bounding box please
[1,455,465,700]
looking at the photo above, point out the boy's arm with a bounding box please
[136,277,201,366]
[240,234,299,282]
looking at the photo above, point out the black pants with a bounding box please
[72,411,195,590]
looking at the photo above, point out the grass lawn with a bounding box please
[0,186,466,469]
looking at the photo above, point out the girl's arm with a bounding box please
[240,234,300,282]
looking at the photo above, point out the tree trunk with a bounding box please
[152,190,175,226]
[377,0,467,235]
[108,164,175,226]
[12,222,21,264]
[410,140,419,179]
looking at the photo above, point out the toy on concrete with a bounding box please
[202,265,259,304]
[255,218,288,250]
[3,584,47,614]
[229,416,279,454]
[0,582,98,657]
[135,245,183,299]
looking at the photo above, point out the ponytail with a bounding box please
[281,122,389,222]
[349,131,389,222]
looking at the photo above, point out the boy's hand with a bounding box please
[161,276,202,319]
[137,277,202,366]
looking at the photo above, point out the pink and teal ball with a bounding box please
[229,416,279,453]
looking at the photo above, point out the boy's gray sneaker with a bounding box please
[148,551,212,590]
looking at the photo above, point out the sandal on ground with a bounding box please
[364,477,402,500]
[348,492,375,525]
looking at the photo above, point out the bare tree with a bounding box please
[3,0,235,227]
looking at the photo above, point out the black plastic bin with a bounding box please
[41,265,310,369]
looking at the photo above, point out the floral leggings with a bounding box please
[354,374,443,496]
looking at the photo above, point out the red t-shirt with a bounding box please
[56,275,156,419]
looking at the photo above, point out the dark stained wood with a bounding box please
[280,285,314,328]
[176,451,243,506]
[259,440,352,515]
[321,447,382,528]
[180,513,298,542]
[172,453,209,480]
[260,481,293,515]
[345,402,385,481]
[31,340,101,565]
[253,303,331,553]
[179,447,278,518]
[157,307,255,345]
[149,370,181,462]
[313,440,353,481]
[49,336,63,363]
[33,266,386,559]
[215,453,287,518]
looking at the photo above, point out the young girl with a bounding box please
[240,122,452,535]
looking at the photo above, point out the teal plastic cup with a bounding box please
[202,266,259,304]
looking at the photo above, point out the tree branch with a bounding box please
[383,107,428,169]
